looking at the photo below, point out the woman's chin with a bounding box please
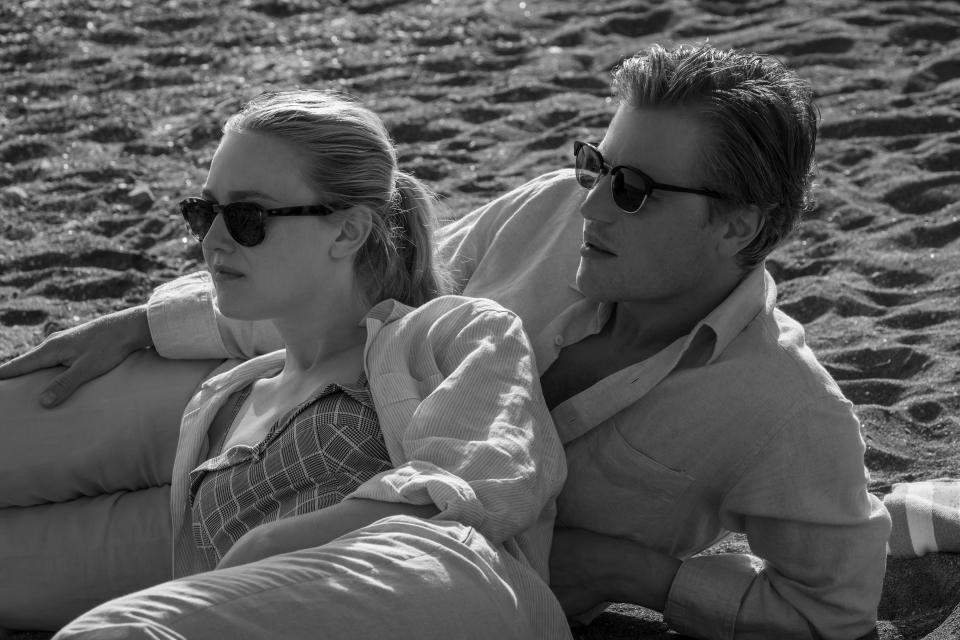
[214,299,267,322]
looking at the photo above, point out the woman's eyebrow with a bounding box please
[200,188,275,202]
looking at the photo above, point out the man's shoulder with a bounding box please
[453,169,579,227]
[714,305,853,417]
[494,168,578,205]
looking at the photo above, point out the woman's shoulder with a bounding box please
[409,294,516,322]
[370,295,520,343]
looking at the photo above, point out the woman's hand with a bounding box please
[0,304,153,407]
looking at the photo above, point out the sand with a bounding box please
[2,0,959,638]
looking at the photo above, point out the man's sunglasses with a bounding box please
[573,140,727,214]
[179,197,335,247]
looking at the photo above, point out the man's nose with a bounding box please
[578,175,618,223]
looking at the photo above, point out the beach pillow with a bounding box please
[885,479,960,558]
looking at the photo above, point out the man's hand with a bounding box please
[550,527,681,617]
[0,304,153,407]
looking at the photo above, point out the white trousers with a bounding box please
[53,515,572,640]
[0,350,221,629]
[0,350,571,638]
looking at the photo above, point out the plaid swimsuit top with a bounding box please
[189,374,392,568]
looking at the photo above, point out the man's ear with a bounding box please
[329,206,373,260]
[720,205,764,256]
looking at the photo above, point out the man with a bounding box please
[1,44,889,639]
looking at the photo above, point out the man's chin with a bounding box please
[574,268,606,301]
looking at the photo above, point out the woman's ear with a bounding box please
[329,206,373,260]
[720,204,764,256]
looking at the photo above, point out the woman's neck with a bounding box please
[271,295,371,377]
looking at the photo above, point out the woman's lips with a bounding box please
[211,265,244,280]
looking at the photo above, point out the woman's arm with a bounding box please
[217,499,439,569]
[352,297,567,545]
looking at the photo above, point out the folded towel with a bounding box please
[884,479,960,558]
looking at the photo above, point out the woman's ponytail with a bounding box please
[228,90,453,308]
[355,171,453,307]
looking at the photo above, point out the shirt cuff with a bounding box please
[147,272,228,359]
[663,553,759,640]
[347,463,488,531]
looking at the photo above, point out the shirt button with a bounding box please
[554,335,564,346]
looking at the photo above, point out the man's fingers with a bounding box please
[40,353,123,408]
[38,358,106,407]
[38,372,80,407]
[0,346,65,380]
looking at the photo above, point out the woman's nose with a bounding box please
[202,212,234,253]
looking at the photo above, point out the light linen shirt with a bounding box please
[148,171,891,640]
[161,295,566,587]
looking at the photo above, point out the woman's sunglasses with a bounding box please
[573,140,727,214]
[179,197,335,247]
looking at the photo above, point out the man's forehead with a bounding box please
[599,106,710,178]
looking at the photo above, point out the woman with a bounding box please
[2,91,570,639]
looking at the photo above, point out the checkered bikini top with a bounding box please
[189,374,391,569]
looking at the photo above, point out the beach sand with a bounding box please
[2,0,959,637]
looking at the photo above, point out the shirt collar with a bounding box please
[697,266,772,364]
[363,298,414,325]
[568,265,771,371]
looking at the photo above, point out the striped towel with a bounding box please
[884,479,960,558]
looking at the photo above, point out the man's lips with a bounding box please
[581,238,616,256]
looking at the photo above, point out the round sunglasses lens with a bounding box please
[181,200,213,240]
[575,146,603,189]
[225,203,265,246]
[611,170,650,212]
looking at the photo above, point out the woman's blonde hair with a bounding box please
[224,90,451,307]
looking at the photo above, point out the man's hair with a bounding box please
[612,43,819,269]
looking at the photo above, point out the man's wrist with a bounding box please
[604,537,682,612]
[118,304,154,351]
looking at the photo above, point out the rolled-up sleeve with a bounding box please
[664,397,891,640]
[146,271,282,359]
[350,300,567,544]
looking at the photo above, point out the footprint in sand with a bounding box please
[884,175,960,217]
[823,345,932,381]
[0,308,48,327]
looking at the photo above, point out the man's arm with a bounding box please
[0,270,284,406]
[146,271,281,360]
[434,169,573,292]
[550,527,680,615]
[0,304,153,407]
[552,397,891,640]
[0,171,574,406]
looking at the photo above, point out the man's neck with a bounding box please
[540,280,741,410]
